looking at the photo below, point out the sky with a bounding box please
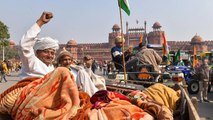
[0,0,213,44]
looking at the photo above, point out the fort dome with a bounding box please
[9,40,15,45]
[112,24,120,29]
[191,34,203,43]
[152,22,162,29]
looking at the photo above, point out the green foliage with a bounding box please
[4,46,19,60]
[0,39,10,46]
[0,21,10,47]
[0,21,10,39]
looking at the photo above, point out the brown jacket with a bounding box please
[197,64,210,81]
[136,47,162,72]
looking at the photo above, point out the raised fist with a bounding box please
[36,11,53,27]
[40,11,53,23]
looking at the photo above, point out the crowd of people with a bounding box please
[0,60,21,83]
[0,11,211,119]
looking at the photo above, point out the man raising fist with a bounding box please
[19,11,59,79]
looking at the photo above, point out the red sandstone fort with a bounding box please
[8,22,213,64]
[58,22,213,64]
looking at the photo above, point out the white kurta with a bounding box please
[70,65,98,97]
[85,67,106,90]
[19,23,55,79]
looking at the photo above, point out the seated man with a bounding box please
[136,40,162,73]
[111,35,139,72]
[83,55,106,90]
[83,55,94,75]
[136,40,162,81]
[57,50,106,96]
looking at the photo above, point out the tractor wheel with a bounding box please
[188,80,199,94]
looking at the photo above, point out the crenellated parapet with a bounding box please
[128,27,144,33]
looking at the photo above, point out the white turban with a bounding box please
[33,37,59,51]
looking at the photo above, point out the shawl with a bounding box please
[10,67,80,120]
[143,83,180,111]
[0,77,40,114]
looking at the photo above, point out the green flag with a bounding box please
[167,50,171,64]
[118,0,130,16]
[175,49,180,63]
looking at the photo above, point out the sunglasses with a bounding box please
[41,49,56,55]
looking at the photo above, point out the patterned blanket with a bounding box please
[10,67,80,120]
[0,68,181,120]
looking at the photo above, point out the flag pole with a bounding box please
[118,0,127,81]
[193,45,198,68]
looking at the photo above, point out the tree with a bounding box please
[0,21,10,60]
[5,46,19,60]
[0,21,10,40]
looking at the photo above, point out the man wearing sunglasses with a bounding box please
[19,11,59,79]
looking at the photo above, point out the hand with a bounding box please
[42,11,53,23]
[126,46,133,54]
[36,11,53,27]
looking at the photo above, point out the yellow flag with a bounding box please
[193,46,198,68]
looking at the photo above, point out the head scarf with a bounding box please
[33,37,59,51]
[115,36,125,44]
[57,49,73,64]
